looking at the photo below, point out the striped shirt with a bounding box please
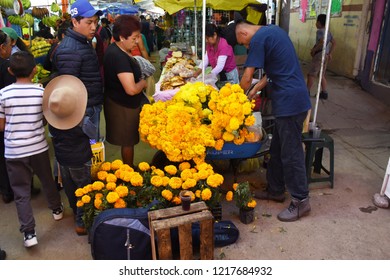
[0,83,49,159]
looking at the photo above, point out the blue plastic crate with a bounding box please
[206,141,263,160]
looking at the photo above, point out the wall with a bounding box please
[288,0,365,78]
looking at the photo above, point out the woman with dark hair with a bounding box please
[103,15,147,167]
[194,23,239,86]
[1,27,30,54]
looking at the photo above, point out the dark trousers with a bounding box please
[60,162,91,227]
[6,150,62,233]
[266,111,309,200]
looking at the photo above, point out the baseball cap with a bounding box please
[1,27,19,40]
[70,0,103,18]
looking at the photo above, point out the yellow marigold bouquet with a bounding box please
[225,181,257,211]
[76,159,224,229]
[139,82,257,163]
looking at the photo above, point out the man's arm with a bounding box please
[328,37,336,61]
[0,118,5,132]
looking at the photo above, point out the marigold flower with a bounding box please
[151,176,163,187]
[97,171,108,181]
[106,182,116,190]
[111,159,123,170]
[233,183,238,191]
[76,200,84,207]
[247,199,257,208]
[162,189,173,201]
[182,178,197,189]
[153,168,165,177]
[169,177,182,189]
[172,196,181,205]
[180,169,193,181]
[207,174,224,188]
[201,188,212,201]
[162,176,170,186]
[130,173,144,187]
[92,181,104,191]
[94,198,102,209]
[106,173,117,183]
[138,162,150,172]
[106,191,120,203]
[115,185,129,197]
[100,162,111,171]
[226,191,233,201]
[95,193,103,199]
[114,198,126,208]
[178,161,191,171]
[75,188,84,197]
[81,195,91,204]
[164,165,178,175]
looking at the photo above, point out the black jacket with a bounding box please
[53,28,103,107]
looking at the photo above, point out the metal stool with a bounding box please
[302,131,334,188]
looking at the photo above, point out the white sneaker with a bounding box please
[52,204,64,221]
[24,231,38,248]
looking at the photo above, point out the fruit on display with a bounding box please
[7,13,34,27]
[30,37,51,58]
[33,64,51,83]
[41,15,61,28]
[32,7,50,19]
[0,0,13,9]
[21,0,31,10]
[50,2,60,13]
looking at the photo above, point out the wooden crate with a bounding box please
[148,201,214,260]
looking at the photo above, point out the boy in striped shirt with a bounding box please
[0,51,63,248]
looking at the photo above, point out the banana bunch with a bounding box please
[41,15,61,28]
[8,14,34,27]
[21,0,31,9]
[50,2,60,13]
[32,7,50,19]
[0,0,13,9]
[32,64,51,83]
[30,38,51,58]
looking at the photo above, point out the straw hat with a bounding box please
[43,75,87,130]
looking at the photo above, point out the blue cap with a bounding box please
[70,0,103,18]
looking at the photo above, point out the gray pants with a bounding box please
[6,150,62,233]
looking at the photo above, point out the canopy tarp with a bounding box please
[153,0,259,15]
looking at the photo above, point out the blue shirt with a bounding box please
[245,25,311,117]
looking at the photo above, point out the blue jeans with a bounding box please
[84,105,102,142]
[225,68,239,84]
[60,162,91,227]
[266,112,309,200]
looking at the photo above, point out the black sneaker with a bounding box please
[319,91,328,100]
[24,231,38,248]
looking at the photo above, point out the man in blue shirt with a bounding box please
[236,20,312,222]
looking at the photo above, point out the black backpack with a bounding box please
[90,207,152,260]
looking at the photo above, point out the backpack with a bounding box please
[169,220,240,256]
[90,207,152,260]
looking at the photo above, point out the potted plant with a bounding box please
[226,181,257,224]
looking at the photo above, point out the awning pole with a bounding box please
[312,0,332,126]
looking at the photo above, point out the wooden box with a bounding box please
[148,201,214,260]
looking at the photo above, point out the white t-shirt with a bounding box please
[0,83,49,158]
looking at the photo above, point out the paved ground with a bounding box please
[1,58,390,260]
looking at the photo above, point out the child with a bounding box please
[0,51,63,248]
[43,75,92,236]
[307,14,336,100]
